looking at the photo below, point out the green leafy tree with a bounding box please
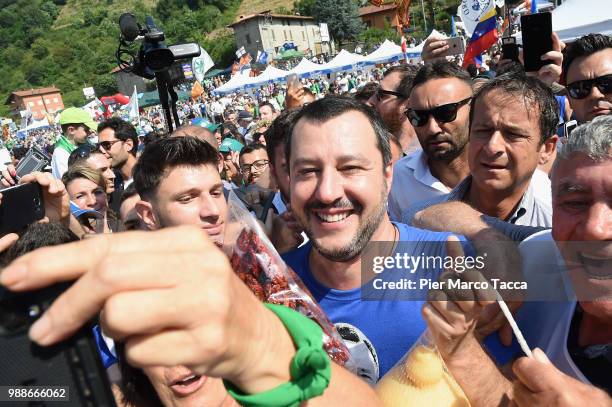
[359,23,400,52]
[294,0,315,16]
[311,0,364,44]
[93,75,118,97]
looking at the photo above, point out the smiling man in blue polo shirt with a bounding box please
[281,96,481,383]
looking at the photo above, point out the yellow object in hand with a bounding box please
[375,345,471,407]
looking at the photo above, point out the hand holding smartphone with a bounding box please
[521,12,553,72]
[0,284,117,406]
[502,36,520,63]
[0,183,45,236]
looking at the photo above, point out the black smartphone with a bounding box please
[502,36,519,63]
[0,183,45,236]
[0,284,117,406]
[521,12,553,72]
[15,146,51,181]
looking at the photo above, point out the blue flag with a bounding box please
[531,0,537,13]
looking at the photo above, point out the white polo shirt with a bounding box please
[388,150,451,221]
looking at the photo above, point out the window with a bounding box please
[302,31,305,40]
[290,30,293,40]
[386,16,391,23]
[38,100,43,105]
[272,30,276,41]
[28,102,34,107]
[246,33,251,44]
[54,98,58,103]
[284,30,288,41]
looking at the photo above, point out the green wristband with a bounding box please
[224,303,332,407]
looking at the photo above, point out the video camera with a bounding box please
[117,13,200,79]
[116,13,201,132]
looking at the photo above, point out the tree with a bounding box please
[294,0,315,16]
[359,23,400,53]
[311,0,364,44]
[93,75,118,97]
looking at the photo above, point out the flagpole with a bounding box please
[421,0,428,34]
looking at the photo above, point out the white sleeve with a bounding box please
[51,148,69,179]
[0,147,11,172]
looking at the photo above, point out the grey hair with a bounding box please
[558,115,612,162]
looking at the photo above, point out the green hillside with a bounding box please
[1,0,454,117]
[0,0,249,116]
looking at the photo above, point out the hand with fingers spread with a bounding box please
[512,348,612,407]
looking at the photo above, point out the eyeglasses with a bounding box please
[405,97,472,127]
[240,159,269,174]
[375,87,405,101]
[97,140,122,151]
[566,74,612,99]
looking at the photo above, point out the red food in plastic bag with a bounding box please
[230,228,351,366]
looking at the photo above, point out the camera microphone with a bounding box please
[119,13,140,42]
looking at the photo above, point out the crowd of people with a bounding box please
[0,28,610,407]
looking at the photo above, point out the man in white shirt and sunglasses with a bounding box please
[388,61,473,221]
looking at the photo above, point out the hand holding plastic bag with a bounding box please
[223,191,353,368]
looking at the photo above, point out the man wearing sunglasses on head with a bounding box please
[388,61,473,221]
[563,34,612,124]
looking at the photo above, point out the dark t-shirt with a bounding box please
[568,305,612,394]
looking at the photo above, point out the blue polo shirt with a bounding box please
[282,223,471,382]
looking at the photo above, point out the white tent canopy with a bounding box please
[255,66,290,82]
[213,72,252,94]
[289,58,324,78]
[364,40,403,64]
[552,0,612,42]
[316,49,367,74]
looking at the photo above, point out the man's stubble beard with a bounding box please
[427,120,470,162]
[300,184,389,263]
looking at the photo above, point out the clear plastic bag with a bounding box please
[375,331,470,406]
[223,192,354,368]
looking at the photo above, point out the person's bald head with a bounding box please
[172,125,217,151]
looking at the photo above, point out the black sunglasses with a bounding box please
[376,87,405,101]
[566,74,612,99]
[405,97,472,127]
[97,140,122,151]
